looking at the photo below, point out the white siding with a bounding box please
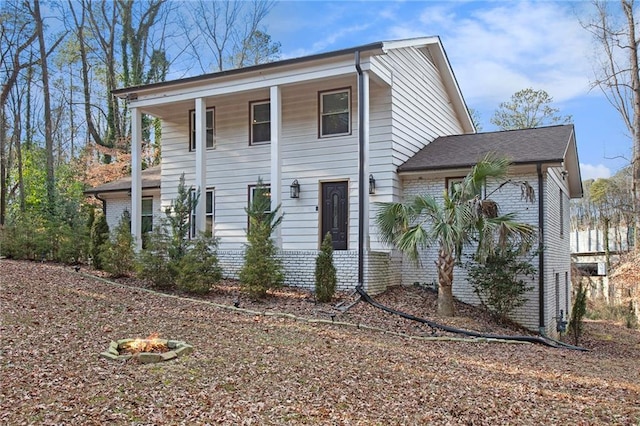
[368,46,469,251]
[159,77,366,251]
[543,168,572,337]
[101,190,161,238]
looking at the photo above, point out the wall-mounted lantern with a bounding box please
[290,179,300,198]
[369,174,376,195]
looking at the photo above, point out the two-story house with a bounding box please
[87,37,582,336]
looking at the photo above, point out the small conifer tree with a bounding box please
[136,174,198,289]
[177,234,223,294]
[165,173,198,262]
[99,210,135,277]
[90,211,109,269]
[315,232,337,302]
[239,178,284,298]
[467,245,535,323]
[135,221,175,289]
[568,282,588,345]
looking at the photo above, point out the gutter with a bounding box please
[355,50,365,286]
[537,163,545,332]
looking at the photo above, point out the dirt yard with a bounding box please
[1,260,639,425]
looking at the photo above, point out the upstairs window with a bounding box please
[190,108,215,151]
[250,101,271,144]
[319,88,350,137]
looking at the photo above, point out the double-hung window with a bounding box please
[190,108,215,151]
[141,198,154,234]
[248,184,271,212]
[319,88,350,137]
[190,188,214,237]
[250,101,271,144]
[247,184,271,228]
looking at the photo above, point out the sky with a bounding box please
[257,0,633,181]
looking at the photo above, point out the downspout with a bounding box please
[537,163,545,333]
[355,51,365,287]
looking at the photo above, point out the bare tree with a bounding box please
[0,1,38,225]
[182,0,278,73]
[67,0,105,151]
[582,0,640,250]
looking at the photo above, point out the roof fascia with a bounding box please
[398,159,564,176]
[562,127,584,198]
[381,36,441,51]
[113,42,385,99]
[126,56,375,110]
[83,185,160,195]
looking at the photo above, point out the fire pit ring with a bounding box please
[100,338,194,364]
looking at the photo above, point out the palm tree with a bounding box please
[376,155,535,316]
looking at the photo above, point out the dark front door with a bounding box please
[321,181,348,250]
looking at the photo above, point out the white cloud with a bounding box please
[413,1,594,106]
[580,163,611,180]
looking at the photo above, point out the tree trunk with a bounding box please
[68,0,103,149]
[436,247,456,316]
[33,0,55,215]
[623,0,640,253]
[0,106,6,226]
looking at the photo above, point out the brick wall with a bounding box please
[400,173,546,332]
[542,171,572,337]
[217,249,374,292]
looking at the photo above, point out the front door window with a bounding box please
[321,181,348,250]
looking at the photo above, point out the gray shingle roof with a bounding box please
[84,165,161,194]
[398,125,575,172]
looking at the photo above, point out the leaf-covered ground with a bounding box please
[1,260,639,425]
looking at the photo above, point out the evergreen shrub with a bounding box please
[315,232,337,302]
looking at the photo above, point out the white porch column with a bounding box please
[131,107,142,251]
[194,97,207,234]
[362,70,371,249]
[270,85,282,247]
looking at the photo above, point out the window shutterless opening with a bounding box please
[189,108,215,151]
[319,88,351,137]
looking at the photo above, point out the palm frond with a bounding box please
[375,201,412,246]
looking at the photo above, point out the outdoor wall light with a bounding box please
[369,174,376,195]
[290,179,300,198]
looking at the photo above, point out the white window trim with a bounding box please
[141,197,154,233]
[248,184,272,213]
[190,108,215,151]
[190,188,215,238]
[319,88,351,138]
[250,100,271,145]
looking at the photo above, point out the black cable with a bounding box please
[355,286,588,351]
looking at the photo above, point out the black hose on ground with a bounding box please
[355,286,589,351]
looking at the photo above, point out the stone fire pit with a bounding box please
[100,338,194,364]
